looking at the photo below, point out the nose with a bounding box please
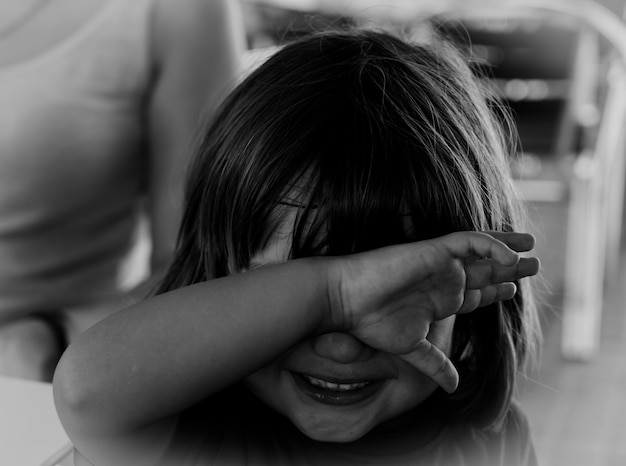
[312,332,376,364]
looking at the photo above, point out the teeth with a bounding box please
[304,375,370,391]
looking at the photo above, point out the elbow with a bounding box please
[53,347,99,433]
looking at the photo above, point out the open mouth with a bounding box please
[291,372,386,406]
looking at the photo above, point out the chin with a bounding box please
[297,425,370,443]
[289,410,378,443]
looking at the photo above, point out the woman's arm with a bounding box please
[147,0,246,273]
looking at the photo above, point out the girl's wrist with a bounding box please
[318,256,350,334]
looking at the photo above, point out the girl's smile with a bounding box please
[284,341,397,408]
[245,324,455,443]
[290,371,387,406]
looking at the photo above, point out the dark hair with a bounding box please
[158,28,539,432]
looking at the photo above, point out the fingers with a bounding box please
[400,339,459,393]
[458,283,517,313]
[442,232,521,267]
[465,256,540,289]
[484,231,536,253]
[458,233,539,313]
[459,255,539,313]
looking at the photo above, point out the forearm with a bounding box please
[54,258,331,432]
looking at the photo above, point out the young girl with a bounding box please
[53,28,541,465]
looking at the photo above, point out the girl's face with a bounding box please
[243,208,456,443]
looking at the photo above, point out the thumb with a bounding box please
[399,339,459,393]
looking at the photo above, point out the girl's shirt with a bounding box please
[158,385,537,466]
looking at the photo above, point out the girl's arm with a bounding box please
[54,259,332,465]
[53,232,538,465]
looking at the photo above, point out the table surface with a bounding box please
[0,376,72,465]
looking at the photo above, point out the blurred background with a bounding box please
[240,0,626,464]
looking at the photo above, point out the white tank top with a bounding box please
[0,0,155,315]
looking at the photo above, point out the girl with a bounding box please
[53,28,541,465]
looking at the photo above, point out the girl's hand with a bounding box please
[326,231,540,393]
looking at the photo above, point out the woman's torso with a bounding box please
[0,0,156,316]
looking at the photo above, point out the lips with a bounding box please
[291,372,386,406]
